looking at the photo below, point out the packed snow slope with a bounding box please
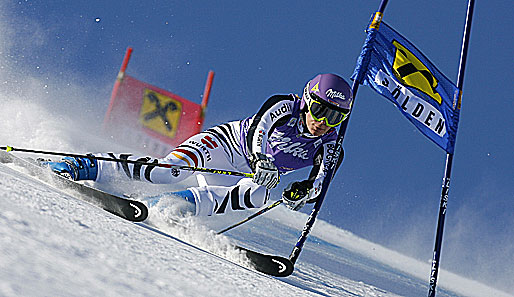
[0,157,510,297]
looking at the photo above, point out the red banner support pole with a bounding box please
[103,47,133,129]
[197,70,215,133]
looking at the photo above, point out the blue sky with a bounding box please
[2,0,513,292]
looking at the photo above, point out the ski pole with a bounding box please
[217,200,282,234]
[0,145,254,178]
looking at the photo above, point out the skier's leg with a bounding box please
[92,152,191,184]
[147,121,253,215]
[189,178,270,216]
[96,121,246,184]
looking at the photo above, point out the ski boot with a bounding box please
[145,189,196,215]
[39,156,98,181]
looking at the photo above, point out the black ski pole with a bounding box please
[0,145,254,178]
[289,116,350,263]
[217,200,282,234]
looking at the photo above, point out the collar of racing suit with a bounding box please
[297,111,320,139]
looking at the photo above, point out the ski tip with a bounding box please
[238,247,294,277]
[121,201,149,222]
[261,256,294,277]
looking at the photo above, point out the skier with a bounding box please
[44,73,353,216]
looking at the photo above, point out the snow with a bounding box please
[0,164,300,297]
[0,156,511,297]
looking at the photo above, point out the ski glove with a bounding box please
[249,153,280,189]
[282,180,314,211]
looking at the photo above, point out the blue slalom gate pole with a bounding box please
[428,0,475,296]
[289,0,390,265]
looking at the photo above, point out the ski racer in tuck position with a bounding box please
[45,73,353,216]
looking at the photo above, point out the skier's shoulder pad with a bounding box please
[260,94,295,110]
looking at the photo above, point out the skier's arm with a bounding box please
[246,95,294,156]
[283,140,344,208]
[281,143,327,211]
[246,95,294,189]
[307,141,344,203]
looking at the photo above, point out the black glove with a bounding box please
[281,180,313,211]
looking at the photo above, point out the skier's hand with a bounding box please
[281,180,313,211]
[250,153,279,189]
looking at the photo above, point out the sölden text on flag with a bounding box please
[352,19,460,154]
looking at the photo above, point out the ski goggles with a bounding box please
[304,90,350,127]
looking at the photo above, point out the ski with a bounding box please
[0,150,148,222]
[236,246,294,277]
[172,223,293,276]
[136,222,293,277]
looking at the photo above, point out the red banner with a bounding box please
[103,75,204,157]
